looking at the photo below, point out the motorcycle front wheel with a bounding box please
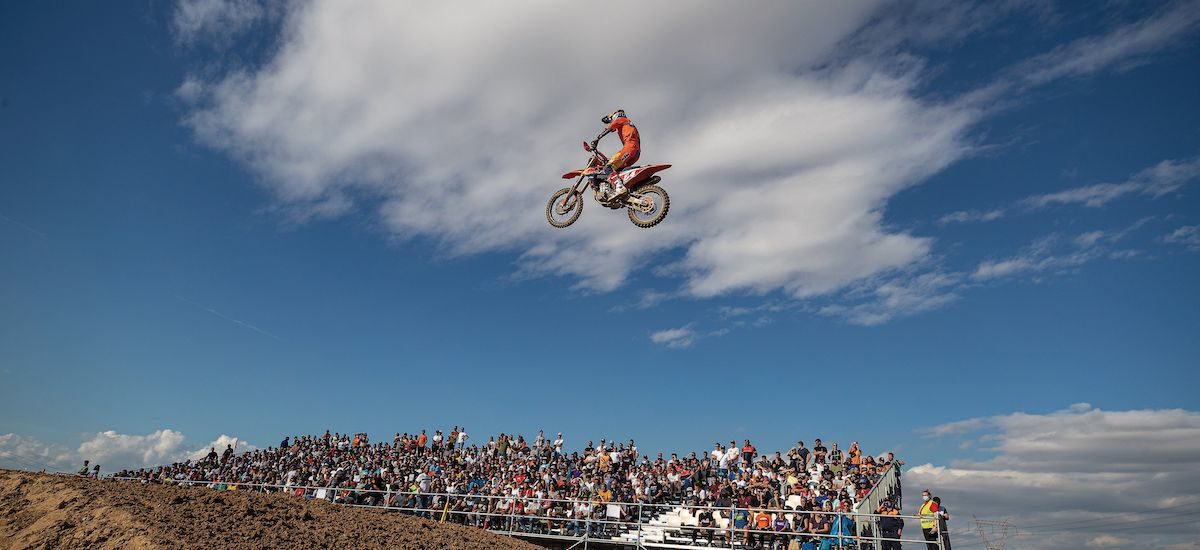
[627,184,670,228]
[546,187,583,228]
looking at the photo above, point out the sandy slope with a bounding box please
[0,470,538,549]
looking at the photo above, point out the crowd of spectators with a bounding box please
[115,428,904,549]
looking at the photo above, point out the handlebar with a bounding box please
[585,128,611,154]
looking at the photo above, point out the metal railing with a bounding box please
[113,477,941,549]
[853,463,903,549]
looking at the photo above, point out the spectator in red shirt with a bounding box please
[741,439,757,464]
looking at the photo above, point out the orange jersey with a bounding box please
[607,117,640,149]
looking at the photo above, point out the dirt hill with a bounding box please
[0,469,539,549]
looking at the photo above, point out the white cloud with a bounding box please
[173,0,1198,329]
[1015,1,1200,86]
[828,215,1150,323]
[1024,156,1200,209]
[920,417,987,438]
[938,154,1197,229]
[77,429,189,471]
[0,433,76,472]
[907,404,1200,549]
[718,302,788,318]
[973,235,1062,280]
[186,434,254,461]
[1162,225,1200,251]
[1,430,257,475]
[819,270,961,326]
[972,216,1155,282]
[178,1,979,302]
[173,0,279,45]
[938,208,1007,224]
[847,0,1052,53]
[1074,230,1108,248]
[1088,534,1134,548]
[650,326,697,349]
[972,227,1138,281]
[609,289,672,313]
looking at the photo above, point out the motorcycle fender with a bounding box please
[623,164,671,188]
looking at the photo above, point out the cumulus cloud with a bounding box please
[186,434,255,461]
[177,0,979,301]
[0,433,75,472]
[173,0,1198,328]
[77,429,189,470]
[80,430,258,474]
[0,430,257,475]
[649,326,697,349]
[907,404,1200,550]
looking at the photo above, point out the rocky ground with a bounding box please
[0,469,540,549]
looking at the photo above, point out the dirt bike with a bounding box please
[546,132,672,228]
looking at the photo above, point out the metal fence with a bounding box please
[113,477,941,549]
[853,463,903,547]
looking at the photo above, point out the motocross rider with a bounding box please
[588,109,641,201]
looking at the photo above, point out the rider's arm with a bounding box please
[594,128,612,146]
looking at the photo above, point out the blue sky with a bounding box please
[2,1,1199,546]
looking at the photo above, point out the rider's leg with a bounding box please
[606,148,640,198]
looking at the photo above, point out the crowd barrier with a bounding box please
[113,477,940,549]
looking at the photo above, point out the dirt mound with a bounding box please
[0,470,539,549]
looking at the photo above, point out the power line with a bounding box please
[956,514,1200,548]
[1017,508,1200,535]
[1019,514,1200,536]
[1017,496,1200,530]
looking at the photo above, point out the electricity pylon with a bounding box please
[973,515,1013,550]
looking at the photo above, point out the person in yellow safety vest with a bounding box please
[919,489,943,549]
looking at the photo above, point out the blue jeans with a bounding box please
[820,537,853,550]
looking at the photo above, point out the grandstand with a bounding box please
[113,430,929,549]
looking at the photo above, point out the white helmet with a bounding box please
[601,109,626,124]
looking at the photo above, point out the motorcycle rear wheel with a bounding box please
[627,184,669,228]
[546,187,583,228]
